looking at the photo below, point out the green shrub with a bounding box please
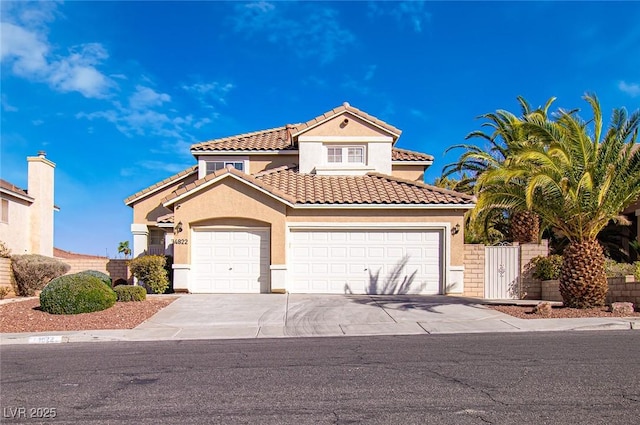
[40,274,116,315]
[604,259,636,277]
[77,270,112,287]
[531,255,563,280]
[11,254,70,296]
[113,285,147,302]
[634,262,640,282]
[128,255,169,294]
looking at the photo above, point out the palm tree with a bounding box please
[475,94,640,307]
[118,241,131,259]
[442,96,555,243]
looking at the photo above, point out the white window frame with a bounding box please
[205,160,245,174]
[325,145,366,165]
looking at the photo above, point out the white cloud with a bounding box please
[341,65,378,95]
[182,81,234,106]
[76,82,215,155]
[0,21,49,76]
[364,65,377,82]
[410,108,427,120]
[136,160,192,174]
[0,3,113,98]
[1,94,18,112]
[619,81,640,97]
[231,2,355,64]
[368,1,432,33]
[129,85,171,110]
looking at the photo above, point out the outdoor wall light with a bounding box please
[174,221,183,234]
[451,223,461,235]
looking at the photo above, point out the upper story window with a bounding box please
[327,146,365,165]
[206,161,244,174]
[1,199,8,223]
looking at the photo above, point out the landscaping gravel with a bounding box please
[0,296,176,333]
[490,304,640,319]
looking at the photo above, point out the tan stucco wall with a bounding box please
[131,174,198,225]
[0,195,31,255]
[172,177,287,265]
[286,208,467,266]
[391,165,425,182]
[301,113,392,138]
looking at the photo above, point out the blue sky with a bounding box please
[1,1,639,257]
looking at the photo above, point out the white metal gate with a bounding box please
[484,244,520,299]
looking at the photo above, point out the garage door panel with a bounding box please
[349,247,366,257]
[290,229,442,295]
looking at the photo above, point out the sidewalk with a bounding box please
[1,294,639,345]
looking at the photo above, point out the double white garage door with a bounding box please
[190,227,443,294]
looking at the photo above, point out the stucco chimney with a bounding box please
[27,152,56,256]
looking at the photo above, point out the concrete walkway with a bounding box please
[2,294,639,345]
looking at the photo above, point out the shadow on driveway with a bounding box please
[350,294,490,315]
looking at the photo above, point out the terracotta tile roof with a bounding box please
[293,102,402,137]
[156,213,174,224]
[0,179,33,201]
[124,165,197,205]
[161,166,297,205]
[255,166,474,205]
[162,164,474,206]
[191,126,299,152]
[392,148,434,162]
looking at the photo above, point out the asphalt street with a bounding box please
[2,331,640,424]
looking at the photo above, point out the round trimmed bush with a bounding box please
[114,285,146,302]
[77,270,112,287]
[40,274,117,315]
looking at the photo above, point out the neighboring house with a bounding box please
[0,152,57,256]
[125,103,475,295]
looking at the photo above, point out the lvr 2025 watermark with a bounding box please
[3,407,57,419]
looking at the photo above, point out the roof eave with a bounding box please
[392,160,434,166]
[0,187,34,203]
[124,168,198,206]
[191,149,299,156]
[291,203,475,210]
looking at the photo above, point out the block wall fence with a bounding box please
[0,257,131,291]
[542,277,640,305]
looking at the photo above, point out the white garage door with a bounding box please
[289,229,442,295]
[191,229,270,293]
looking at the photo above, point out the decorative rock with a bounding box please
[532,302,553,315]
[609,302,635,315]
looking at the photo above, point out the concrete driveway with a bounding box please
[135,293,522,339]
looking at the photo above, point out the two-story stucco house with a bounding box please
[125,103,475,295]
[0,152,57,256]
